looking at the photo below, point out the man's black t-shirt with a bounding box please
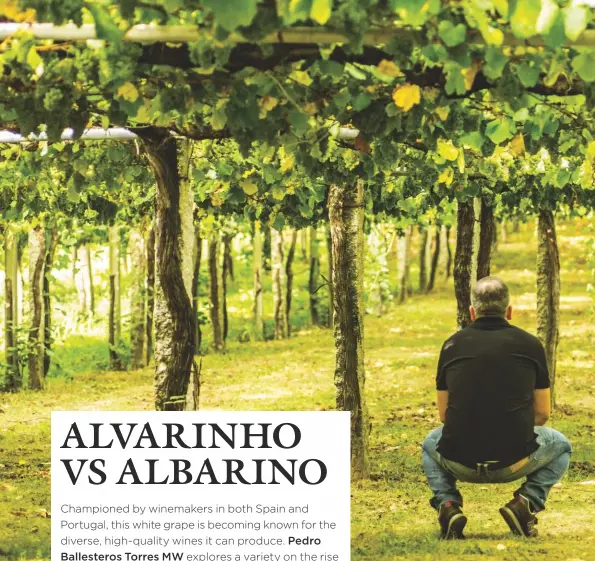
[436,316,550,467]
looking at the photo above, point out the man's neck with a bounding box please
[474,315,508,322]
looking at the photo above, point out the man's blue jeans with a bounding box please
[421,426,572,512]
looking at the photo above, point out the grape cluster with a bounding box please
[159,86,189,114]
[43,88,64,112]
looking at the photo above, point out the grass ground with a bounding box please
[1,220,594,561]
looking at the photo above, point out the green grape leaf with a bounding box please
[0,103,17,121]
[345,64,367,80]
[299,203,314,218]
[385,102,400,117]
[123,167,137,182]
[484,47,508,80]
[88,5,123,42]
[277,0,312,24]
[67,173,84,203]
[544,11,566,48]
[353,93,372,111]
[513,107,529,121]
[438,20,467,47]
[227,186,246,204]
[563,5,589,42]
[391,0,439,26]
[516,61,540,87]
[460,132,484,152]
[211,105,227,131]
[422,44,449,64]
[272,186,285,200]
[485,118,515,144]
[26,46,43,70]
[553,169,570,188]
[272,212,285,231]
[536,0,559,34]
[510,0,541,38]
[203,0,258,31]
[332,90,350,110]
[572,51,595,82]
[67,182,81,203]
[241,180,258,196]
[289,109,309,135]
[72,159,88,173]
[318,60,344,79]
[444,63,466,95]
[163,0,184,12]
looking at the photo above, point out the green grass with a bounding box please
[1,219,595,561]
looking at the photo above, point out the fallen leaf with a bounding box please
[579,480,595,485]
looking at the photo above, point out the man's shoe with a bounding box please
[499,495,539,537]
[438,501,467,539]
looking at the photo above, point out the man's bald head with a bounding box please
[471,276,510,318]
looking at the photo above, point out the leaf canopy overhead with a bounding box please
[1,0,595,226]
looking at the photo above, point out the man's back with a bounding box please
[436,316,550,467]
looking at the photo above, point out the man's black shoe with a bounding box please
[438,501,467,539]
[499,494,539,537]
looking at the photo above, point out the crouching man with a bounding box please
[421,276,571,539]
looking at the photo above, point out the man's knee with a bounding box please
[535,426,572,455]
[421,426,443,454]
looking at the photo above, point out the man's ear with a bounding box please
[469,305,476,322]
[506,305,513,320]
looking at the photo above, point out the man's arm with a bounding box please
[435,338,451,422]
[533,339,551,426]
[437,390,448,423]
[534,388,551,425]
